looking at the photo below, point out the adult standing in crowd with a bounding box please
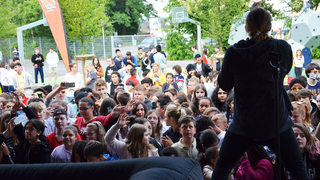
[31,47,45,85]
[153,45,166,72]
[84,63,97,90]
[212,7,309,179]
[46,47,59,85]
[212,46,224,71]
[191,45,201,60]
[202,47,209,64]
[65,63,83,102]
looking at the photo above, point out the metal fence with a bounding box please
[0,35,159,61]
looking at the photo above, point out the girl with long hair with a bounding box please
[203,47,209,64]
[145,110,163,143]
[211,85,230,113]
[84,63,97,89]
[104,114,159,159]
[147,62,166,87]
[142,51,151,72]
[294,49,304,77]
[291,101,313,132]
[74,97,124,140]
[289,124,320,180]
[132,101,148,118]
[92,57,104,79]
[192,84,208,115]
[86,121,110,154]
[161,106,186,147]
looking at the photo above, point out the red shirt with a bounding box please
[126,76,140,86]
[46,131,82,152]
[74,114,115,140]
[203,55,208,64]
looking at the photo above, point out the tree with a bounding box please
[60,0,113,53]
[105,0,157,35]
[0,0,16,38]
[13,0,52,38]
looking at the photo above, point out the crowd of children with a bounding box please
[0,50,319,179]
[0,8,320,180]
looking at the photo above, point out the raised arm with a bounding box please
[104,114,130,159]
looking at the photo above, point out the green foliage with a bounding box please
[105,0,157,35]
[312,47,320,59]
[0,0,17,38]
[11,42,18,49]
[60,0,113,53]
[13,0,52,38]
[165,31,193,60]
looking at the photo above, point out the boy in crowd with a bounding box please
[136,47,144,67]
[94,79,108,100]
[171,115,198,158]
[164,88,178,102]
[187,77,200,100]
[13,63,34,98]
[141,78,153,91]
[212,114,228,131]
[297,88,317,115]
[134,85,152,110]
[172,65,184,92]
[84,140,118,162]
[12,57,25,71]
[31,47,45,85]
[46,47,59,85]
[44,82,76,118]
[305,63,320,99]
[122,51,137,67]
[289,77,307,94]
[149,46,156,67]
[46,108,81,152]
[196,115,225,147]
[125,68,140,86]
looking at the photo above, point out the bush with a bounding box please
[312,47,320,59]
[165,31,193,60]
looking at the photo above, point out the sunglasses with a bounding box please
[292,101,306,112]
[311,70,319,74]
[291,86,303,92]
[59,90,66,94]
[4,105,13,109]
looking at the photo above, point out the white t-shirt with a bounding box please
[64,72,83,97]
[294,56,304,68]
[6,69,16,86]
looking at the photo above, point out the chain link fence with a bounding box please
[0,34,164,61]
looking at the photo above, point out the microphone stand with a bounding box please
[269,51,282,180]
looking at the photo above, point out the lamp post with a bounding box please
[102,22,107,59]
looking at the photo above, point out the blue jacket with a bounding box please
[218,38,294,141]
[122,56,137,67]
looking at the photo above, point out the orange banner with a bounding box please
[38,0,71,72]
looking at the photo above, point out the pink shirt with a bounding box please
[235,157,274,180]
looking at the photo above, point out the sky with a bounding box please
[147,0,289,29]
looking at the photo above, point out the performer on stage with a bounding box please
[212,7,309,180]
